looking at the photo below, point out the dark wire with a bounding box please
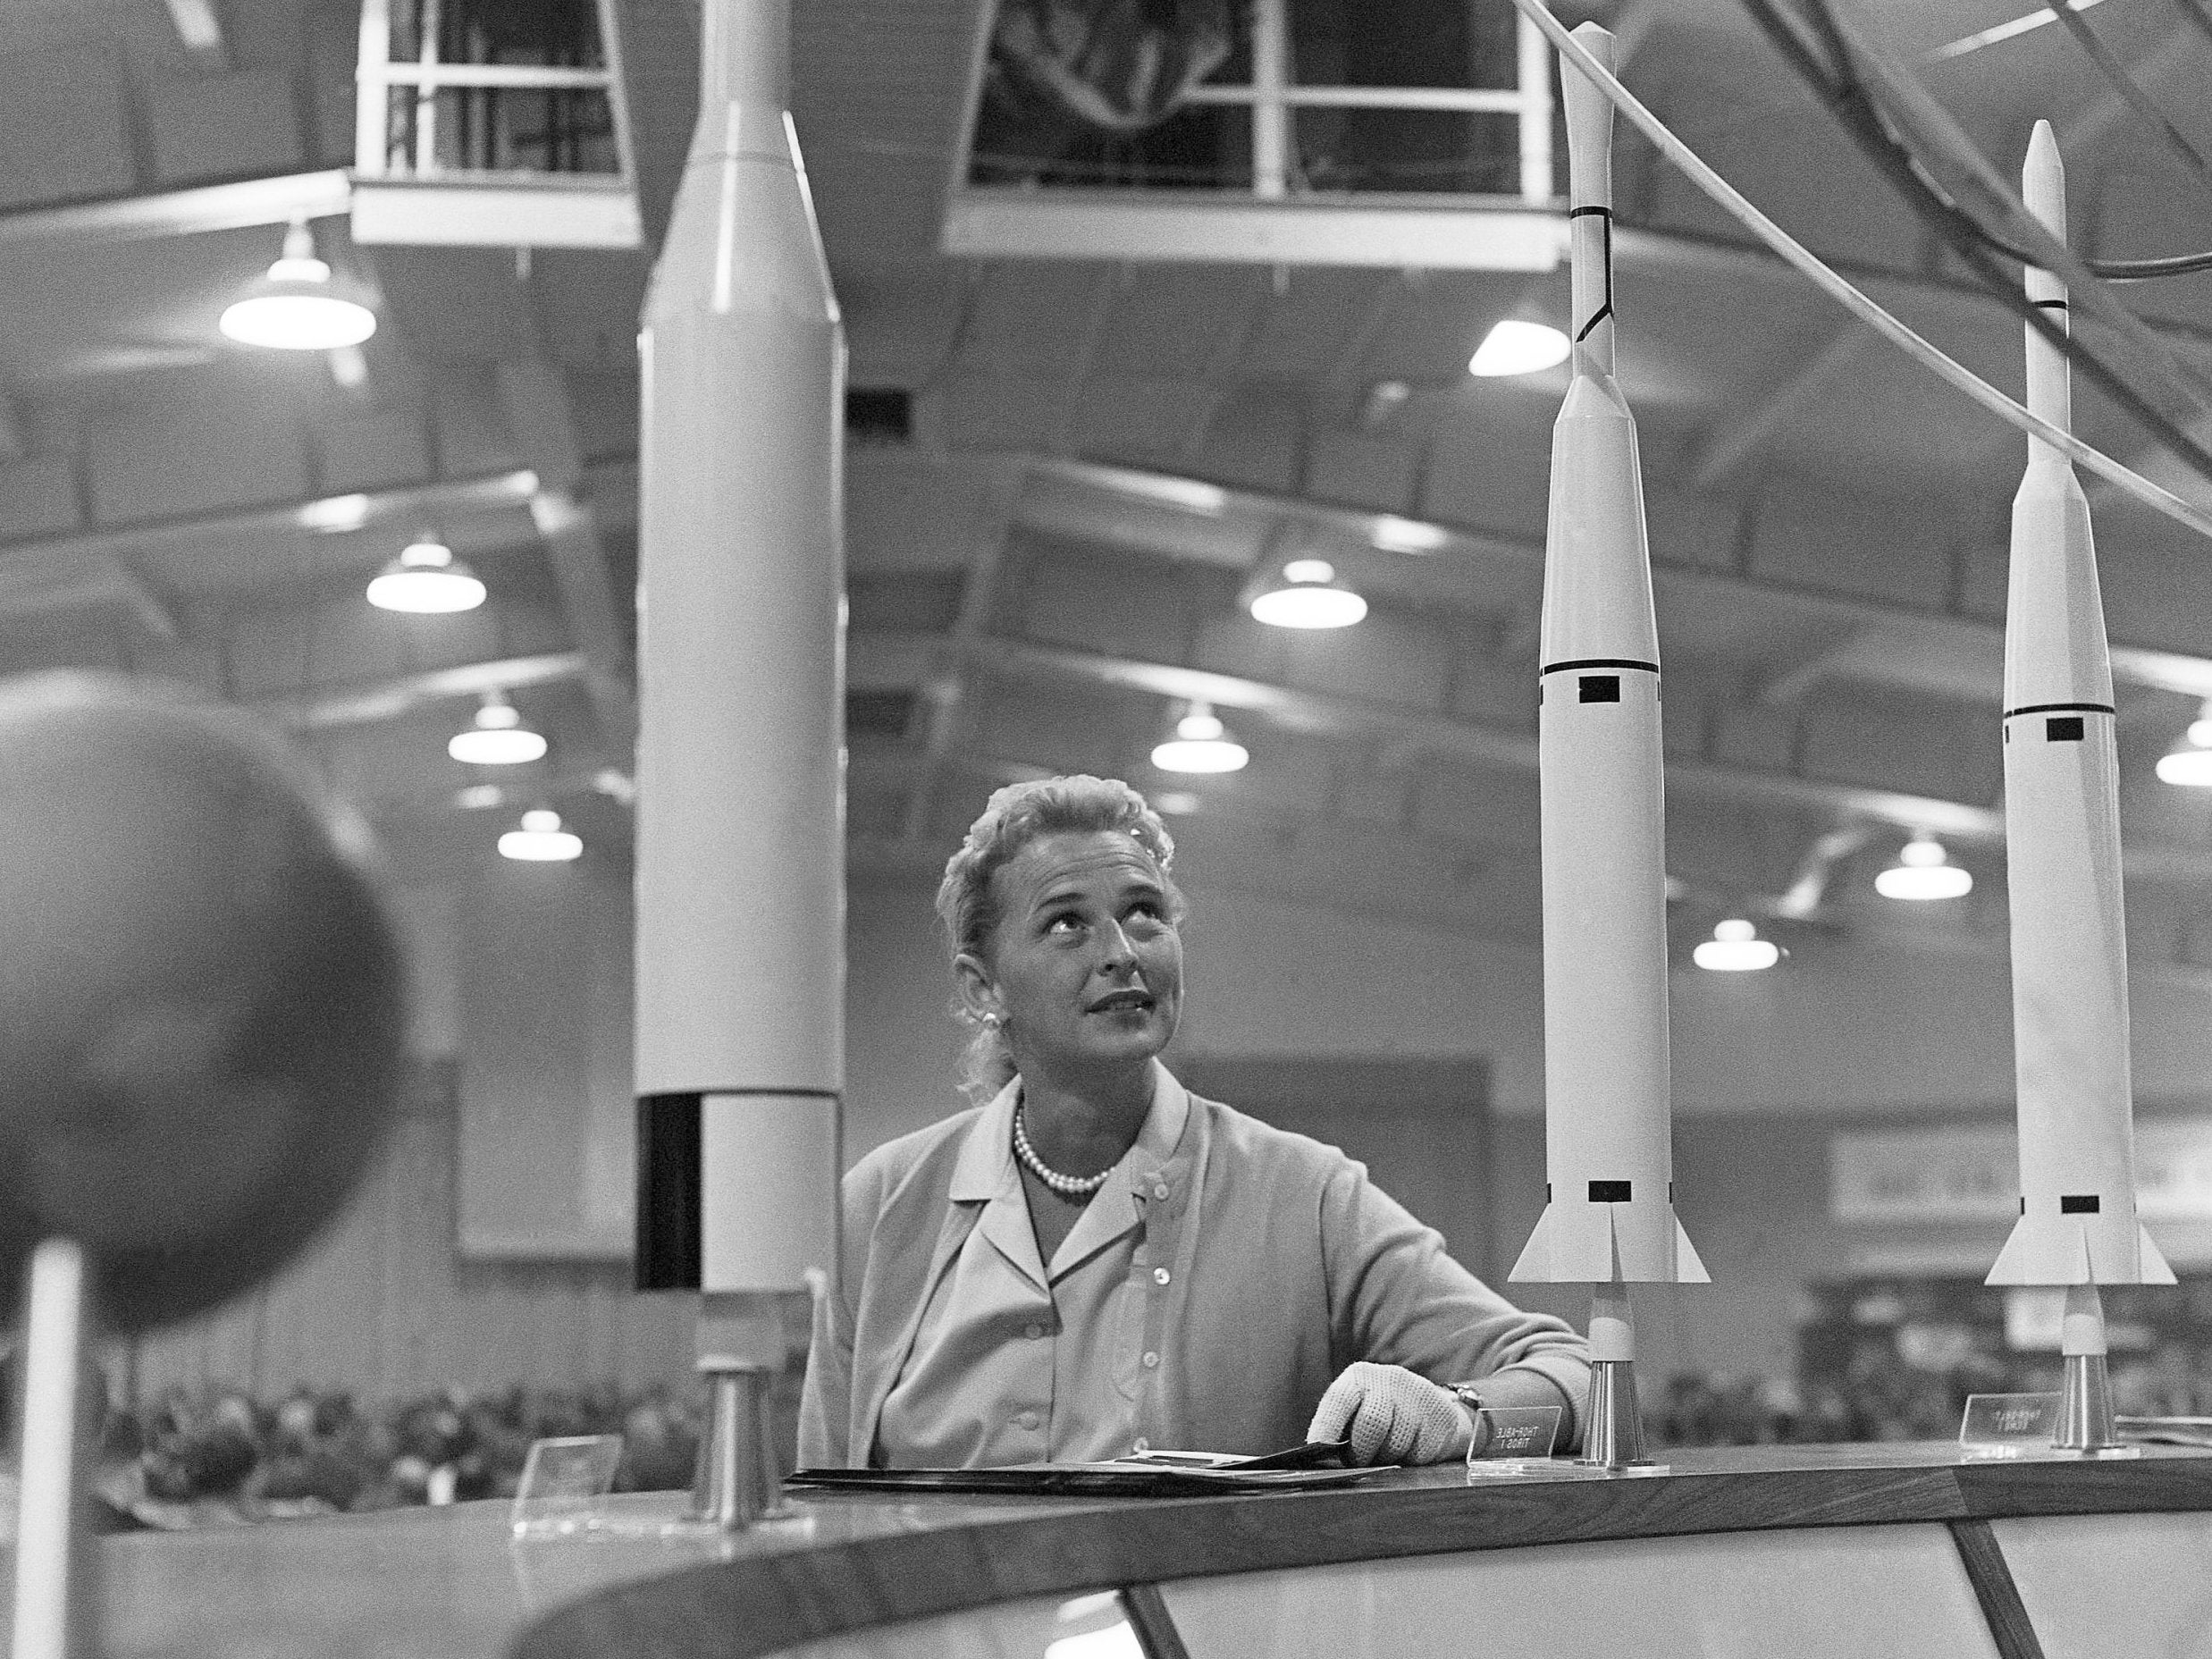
[1737,0,2212,496]
[2040,0,2212,176]
[2171,0,2212,50]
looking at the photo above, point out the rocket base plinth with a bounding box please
[692,1360,790,1528]
[1577,1360,1657,1470]
[2056,1353,2119,1453]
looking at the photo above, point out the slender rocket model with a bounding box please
[1986,124,2170,1448]
[633,0,845,1517]
[1510,22,1705,1463]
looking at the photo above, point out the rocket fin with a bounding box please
[1986,1214,2090,1285]
[1508,1200,1615,1284]
[2137,1225,2178,1285]
[1673,1217,1711,1284]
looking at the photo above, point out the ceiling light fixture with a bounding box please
[2156,702,2212,787]
[448,694,548,765]
[1468,319,1570,377]
[1150,702,1249,774]
[219,217,377,351]
[1874,835,1972,900]
[366,534,486,613]
[499,807,582,862]
[1248,558,1368,629]
[1694,918,1779,972]
[1370,515,1450,554]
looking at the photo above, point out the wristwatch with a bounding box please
[1449,1382,1487,1453]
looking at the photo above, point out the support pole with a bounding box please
[1578,1280,1651,1470]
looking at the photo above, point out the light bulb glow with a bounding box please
[367,539,485,612]
[1282,559,1335,585]
[1877,837,1972,899]
[1249,585,1367,628]
[1177,711,1224,742]
[500,808,582,861]
[1695,919,1779,971]
[449,721,548,765]
[1469,318,1571,377]
[2157,745,2212,786]
[1370,515,1449,553]
[221,225,378,350]
[2190,718,2212,748]
[1150,737,1249,772]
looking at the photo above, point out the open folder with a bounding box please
[786,1439,1379,1496]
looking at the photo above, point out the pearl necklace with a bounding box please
[1012,1104,1114,1197]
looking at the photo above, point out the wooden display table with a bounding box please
[10,1445,2209,1659]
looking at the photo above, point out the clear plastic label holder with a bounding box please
[1464,1404,1564,1478]
[509,1434,625,1537]
[1959,1393,2062,1459]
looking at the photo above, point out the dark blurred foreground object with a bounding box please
[0,673,408,1659]
[0,672,407,1330]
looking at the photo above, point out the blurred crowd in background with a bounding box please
[8,1273,2206,1526]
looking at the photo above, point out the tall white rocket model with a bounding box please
[634,0,845,1516]
[1986,122,2171,1448]
[1510,22,1705,1467]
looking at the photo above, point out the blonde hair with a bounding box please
[934,775,1181,1102]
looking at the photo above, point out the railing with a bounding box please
[349,0,641,248]
[1175,0,1553,204]
[353,0,635,188]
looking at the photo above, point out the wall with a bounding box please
[130,853,2212,1405]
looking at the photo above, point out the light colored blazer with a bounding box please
[799,1077,1591,1467]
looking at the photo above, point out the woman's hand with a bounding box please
[1306,1362,1474,1466]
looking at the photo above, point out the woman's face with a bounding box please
[959,829,1183,1087]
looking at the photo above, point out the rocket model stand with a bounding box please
[1507,22,1707,1473]
[632,0,845,1525]
[1984,122,2173,1456]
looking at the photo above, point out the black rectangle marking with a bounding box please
[1579,674,1621,703]
[1588,1179,1632,1202]
[635,1092,703,1291]
[2046,715,2085,742]
[2059,1193,2100,1214]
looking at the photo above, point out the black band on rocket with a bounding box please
[2031,299,2069,311]
[635,1092,703,1290]
[2004,701,2114,718]
[1543,658,1659,676]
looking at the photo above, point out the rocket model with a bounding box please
[633,0,845,1450]
[1986,123,2172,1298]
[1510,23,1707,1298]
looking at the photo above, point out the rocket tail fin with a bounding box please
[1987,1214,2176,1285]
[1510,1203,1712,1284]
[1987,1215,2090,1285]
[1509,1201,1615,1284]
[1674,1217,1711,1284]
[2139,1225,2178,1285]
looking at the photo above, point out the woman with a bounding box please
[799,775,1589,1468]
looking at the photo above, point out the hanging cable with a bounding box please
[2170,0,2212,49]
[2040,0,2211,175]
[1741,0,2212,500]
[1493,0,2212,543]
[1791,0,2212,408]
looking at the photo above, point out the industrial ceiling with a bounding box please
[4,0,2212,982]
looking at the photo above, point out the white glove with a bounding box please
[1305,1362,1473,1466]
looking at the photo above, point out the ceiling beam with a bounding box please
[849,627,2212,882]
[254,652,590,731]
[1689,326,1869,493]
[0,171,350,251]
[1020,454,2212,700]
